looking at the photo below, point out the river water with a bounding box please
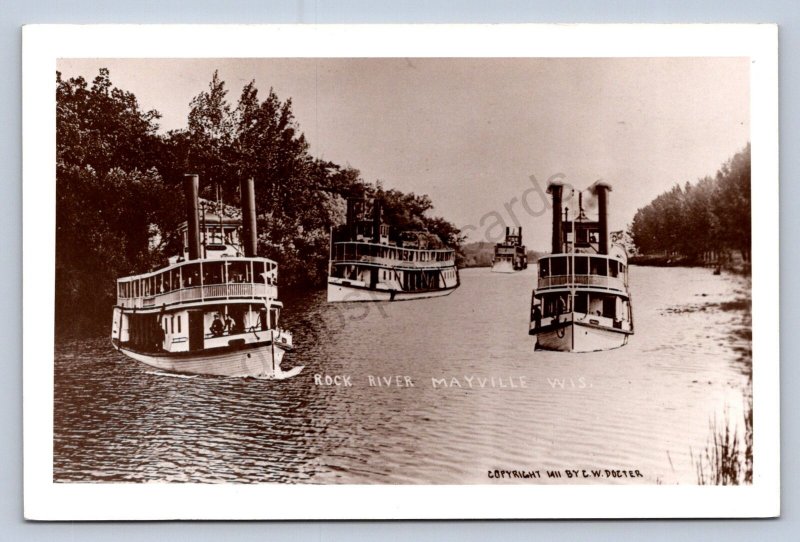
[54,266,751,484]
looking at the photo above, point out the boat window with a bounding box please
[170,316,174,334]
[177,315,181,333]
[227,261,249,283]
[183,263,201,287]
[590,257,607,276]
[203,261,224,285]
[255,261,267,284]
[550,256,567,276]
[574,292,588,314]
[539,259,549,277]
[609,259,619,277]
[575,256,588,275]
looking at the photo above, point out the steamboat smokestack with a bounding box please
[345,196,361,240]
[183,174,201,261]
[240,177,258,257]
[592,181,612,255]
[372,199,382,243]
[547,182,564,254]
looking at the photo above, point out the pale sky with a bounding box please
[58,57,749,250]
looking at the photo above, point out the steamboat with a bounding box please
[529,180,634,352]
[327,197,460,302]
[492,226,528,273]
[110,175,302,379]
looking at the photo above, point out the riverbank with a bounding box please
[664,274,753,485]
[629,254,751,276]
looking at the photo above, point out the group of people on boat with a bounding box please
[209,313,237,337]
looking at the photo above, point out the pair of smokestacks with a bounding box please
[547,181,611,255]
[182,174,258,260]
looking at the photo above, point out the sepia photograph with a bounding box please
[23,24,779,519]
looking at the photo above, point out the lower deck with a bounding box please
[530,287,633,352]
[328,262,459,298]
[111,301,290,356]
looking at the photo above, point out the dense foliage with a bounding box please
[55,69,462,337]
[629,144,751,264]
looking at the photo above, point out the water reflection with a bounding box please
[54,266,751,484]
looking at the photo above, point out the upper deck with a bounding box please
[537,251,629,294]
[330,240,456,270]
[116,257,278,310]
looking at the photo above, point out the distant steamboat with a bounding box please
[111,175,302,379]
[327,197,460,302]
[528,181,634,352]
[492,227,528,273]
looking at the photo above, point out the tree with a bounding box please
[56,69,174,336]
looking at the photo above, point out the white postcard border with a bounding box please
[23,24,779,520]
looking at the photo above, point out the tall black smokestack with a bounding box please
[240,177,258,257]
[183,174,201,260]
[346,196,361,241]
[372,199,382,243]
[547,182,564,254]
[592,181,611,255]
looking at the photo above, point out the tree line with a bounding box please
[629,144,751,265]
[56,69,462,337]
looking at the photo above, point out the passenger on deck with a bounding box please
[532,305,542,330]
[224,315,237,334]
[210,314,224,337]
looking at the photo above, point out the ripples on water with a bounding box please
[54,266,752,484]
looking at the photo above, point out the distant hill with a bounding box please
[461,241,547,268]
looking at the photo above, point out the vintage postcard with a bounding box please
[23,24,779,519]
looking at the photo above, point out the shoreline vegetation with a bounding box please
[55,68,751,338]
[628,144,751,275]
[56,69,463,338]
[676,277,753,485]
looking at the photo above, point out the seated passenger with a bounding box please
[210,314,224,337]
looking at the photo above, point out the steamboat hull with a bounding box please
[114,341,299,379]
[533,320,629,353]
[491,260,516,273]
[327,280,457,303]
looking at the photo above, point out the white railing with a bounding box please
[118,283,277,308]
[333,256,455,269]
[538,274,627,291]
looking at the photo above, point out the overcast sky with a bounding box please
[58,57,749,250]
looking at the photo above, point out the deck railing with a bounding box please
[118,282,277,309]
[332,255,455,269]
[538,274,627,291]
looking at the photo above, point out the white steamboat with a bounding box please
[529,181,634,352]
[111,175,302,379]
[327,197,460,302]
[492,226,528,273]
